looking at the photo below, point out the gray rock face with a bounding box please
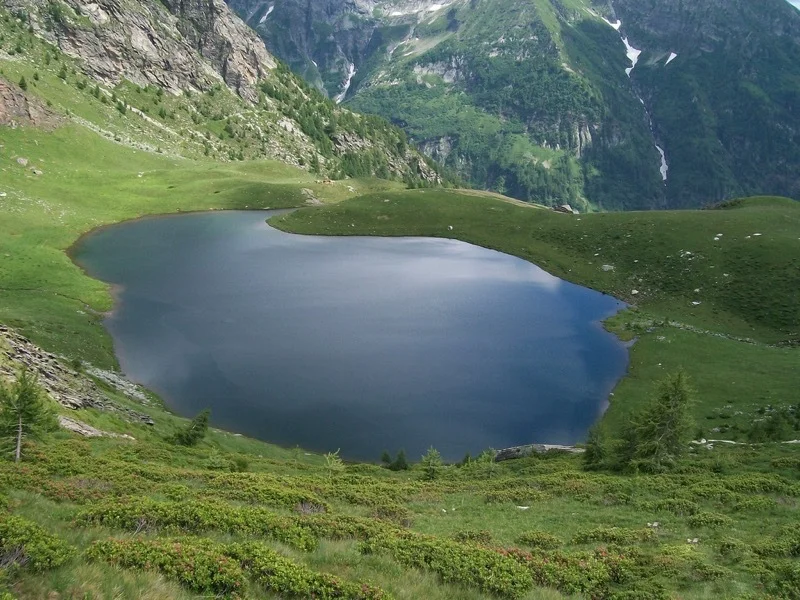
[9,0,276,101]
[0,325,155,426]
[0,78,63,129]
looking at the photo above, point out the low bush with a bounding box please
[0,514,73,571]
[205,473,329,510]
[761,559,800,599]
[646,497,699,515]
[573,526,656,545]
[360,532,533,599]
[500,546,632,596]
[77,498,317,551]
[87,537,244,595]
[753,523,800,557]
[515,530,562,550]
[227,541,391,599]
[687,512,733,528]
[452,530,493,545]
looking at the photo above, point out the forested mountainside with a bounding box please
[1,0,441,184]
[230,0,800,210]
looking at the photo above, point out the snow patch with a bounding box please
[665,52,678,66]
[656,145,668,182]
[259,5,274,24]
[601,17,622,30]
[622,37,642,76]
[335,62,357,104]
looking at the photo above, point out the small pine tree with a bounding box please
[420,446,443,481]
[583,424,609,471]
[620,370,695,473]
[170,409,210,446]
[324,449,345,479]
[0,369,57,462]
[18,76,27,91]
[390,449,409,471]
[380,450,392,466]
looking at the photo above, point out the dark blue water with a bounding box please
[73,211,628,461]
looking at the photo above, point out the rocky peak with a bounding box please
[8,0,276,101]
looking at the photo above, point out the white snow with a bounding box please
[334,62,357,104]
[665,52,678,65]
[601,16,622,30]
[786,0,800,10]
[390,1,451,17]
[622,37,642,76]
[259,5,274,24]
[656,145,668,181]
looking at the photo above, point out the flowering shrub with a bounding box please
[0,514,73,571]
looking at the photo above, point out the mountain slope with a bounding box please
[230,0,800,209]
[1,0,441,184]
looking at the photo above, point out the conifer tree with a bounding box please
[0,369,56,462]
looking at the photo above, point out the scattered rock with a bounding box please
[59,415,135,440]
[494,443,584,462]
[601,264,615,272]
[553,204,579,215]
[16,157,28,166]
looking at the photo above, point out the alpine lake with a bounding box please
[72,210,629,461]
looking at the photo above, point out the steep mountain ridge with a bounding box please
[231,0,800,209]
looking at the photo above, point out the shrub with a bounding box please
[761,559,800,599]
[227,542,390,599]
[0,514,73,571]
[370,503,412,527]
[77,498,317,551]
[361,532,533,598]
[500,547,630,596]
[87,538,244,595]
[169,409,210,446]
[452,530,493,545]
[515,530,562,550]
[573,527,656,545]
[205,473,329,510]
[687,512,733,528]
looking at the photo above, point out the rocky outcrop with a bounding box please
[494,444,584,462]
[58,415,136,440]
[0,326,155,426]
[9,0,276,101]
[0,77,63,129]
